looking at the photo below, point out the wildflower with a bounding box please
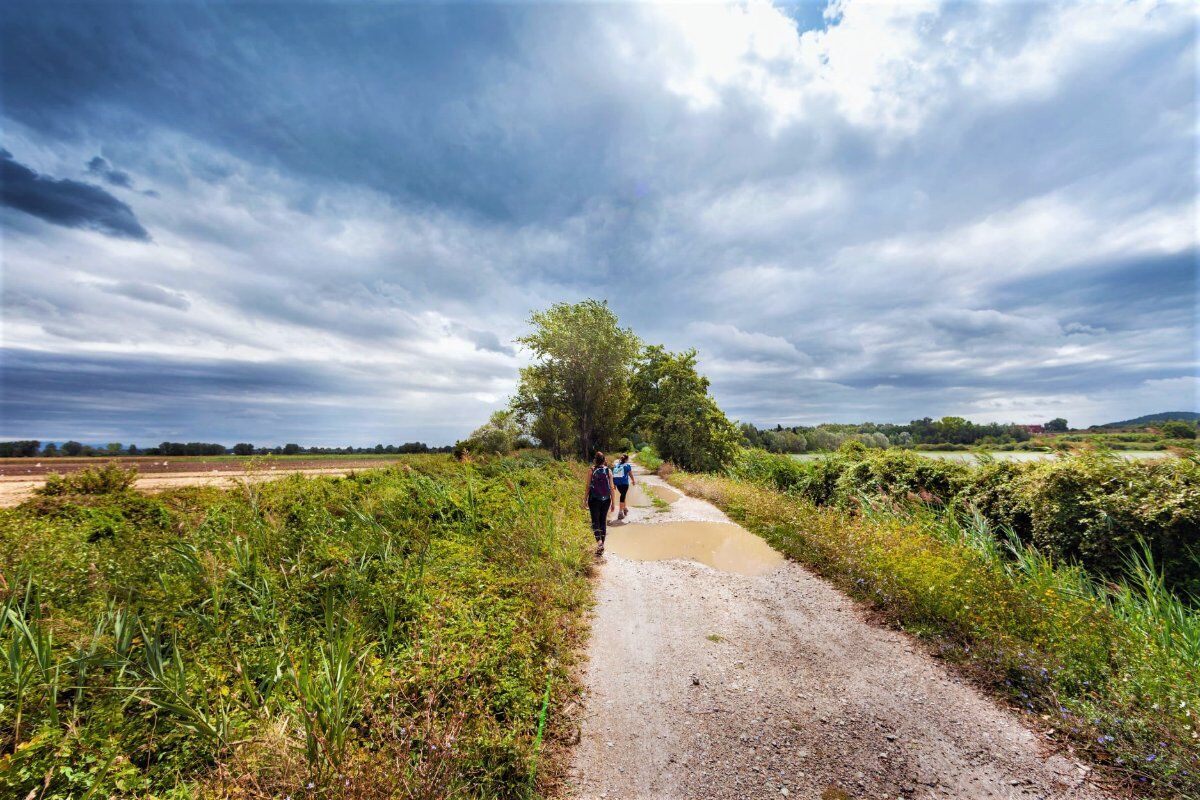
[1146,754,1158,763]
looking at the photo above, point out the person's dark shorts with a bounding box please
[615,481,629,502]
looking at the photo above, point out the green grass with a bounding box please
[634,445,662,473]
[0,455,593,798]
[667,469,1200,797]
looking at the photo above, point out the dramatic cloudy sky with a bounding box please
[1,1,1196,445]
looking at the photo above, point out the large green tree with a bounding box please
[628,345,740,472]
[513,300,641,459]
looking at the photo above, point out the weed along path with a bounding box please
[566,467,1113,800]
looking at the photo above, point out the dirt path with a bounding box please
[566,468,1112,800]
[0,467,369,507]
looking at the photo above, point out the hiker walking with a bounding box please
[583,451,617,555]
[611,452,635,520]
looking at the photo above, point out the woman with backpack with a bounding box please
[582,451,617,555]
[611,453,635,519]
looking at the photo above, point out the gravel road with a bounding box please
[566,469,1113,800]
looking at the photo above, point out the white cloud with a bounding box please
[640,0,1192,138]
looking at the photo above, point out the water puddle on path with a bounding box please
[644,484,681,504]
[626,484,655,507]
[606,521,785,576]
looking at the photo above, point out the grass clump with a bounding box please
[668,468,1200,796]
[0,454,593,798]
[38,462,139,496]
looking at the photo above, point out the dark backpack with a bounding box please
[589,466,610,498]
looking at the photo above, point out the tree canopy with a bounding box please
[628,345,741,472]
[512,300,641,459]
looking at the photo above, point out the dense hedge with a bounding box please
[730,447,1200,596]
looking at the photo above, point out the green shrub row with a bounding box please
[0,454,592,798]
[634,445,663,472]
[731,447,1200,597]
[667,469,1200,796]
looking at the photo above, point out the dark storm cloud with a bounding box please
[0,348,478,444]
[0,3,620,223]
[0,149,149,239]
[86,156,133,188]
[993,250,1198,330]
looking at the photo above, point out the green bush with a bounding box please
[1010,454,1200,595]
[635,445,663,472]
[37,463,138,496]
[833,448,968,507]
[1161,420,1197,440]
[729,448,1200,596]
[731,447,968,509]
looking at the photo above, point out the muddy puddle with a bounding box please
[626,484,655,507]
[644,484,681,504]
[606,521,785,576]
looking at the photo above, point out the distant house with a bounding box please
[1019,424,1045,434]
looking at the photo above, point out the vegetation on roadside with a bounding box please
[667,465,1200,796]
[728,447,1200,597]
[455,410,528,456]
[0,456,592,798]
[634,445,663,473]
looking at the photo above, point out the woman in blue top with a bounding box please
[611,453,635,520]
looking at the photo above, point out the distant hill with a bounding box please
[1096,411,1200,428]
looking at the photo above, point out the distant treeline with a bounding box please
[740,416,1054,453]
[742,414,1196,454]
[0,440,451,458]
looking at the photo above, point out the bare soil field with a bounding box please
[0,456,412,507]
[0,455,410,477]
